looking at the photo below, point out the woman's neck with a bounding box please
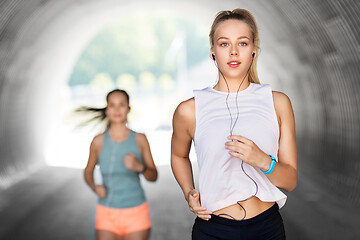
[108,123,128,133]
[108,123,129,141]
[214,77,250,93]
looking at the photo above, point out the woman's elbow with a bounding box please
[284,166,298,192]
[284,182,297,192]
[148,175,158,182]
[145,169,158,182]
[284,176,298,192]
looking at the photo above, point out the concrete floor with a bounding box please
[0,165,359,240]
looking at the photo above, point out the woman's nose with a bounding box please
[230,46,238,56]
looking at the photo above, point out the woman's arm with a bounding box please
[84,134,106,197]
[225,92,297,192]
[171,99,195,200]
[267,91,298,191]
[135,133,158,182]
[171,98,212,220]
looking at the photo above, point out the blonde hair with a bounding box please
[209,9,260,84]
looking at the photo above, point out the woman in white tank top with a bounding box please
[171,9,297,240]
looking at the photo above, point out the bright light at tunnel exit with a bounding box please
[43,13,212,169]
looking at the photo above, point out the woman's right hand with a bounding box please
[95,185,106,198]
[187,189,212,221]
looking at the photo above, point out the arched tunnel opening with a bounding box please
[0,0,359,239]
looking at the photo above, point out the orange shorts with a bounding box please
[95,202,151,236]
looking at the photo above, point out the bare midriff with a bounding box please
[212,197,275,220]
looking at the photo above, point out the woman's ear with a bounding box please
[210,49,215,61]
[252,48,257,58]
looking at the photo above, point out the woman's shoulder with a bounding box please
[173,97,195,120]
[272,91,291,106]
[134,131,147,142]
[173,97,195,126]
[272,91,294,119]
[176,97,195,113]
[133,131,150,151]
[92,133,104,143]
[91,133,104,152]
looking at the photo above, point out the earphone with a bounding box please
[211,51,258,221]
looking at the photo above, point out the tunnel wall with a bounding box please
[0,0,360,206]
[0,0,46,188]
[273,0,360,204]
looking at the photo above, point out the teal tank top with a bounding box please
[98,130,146,209]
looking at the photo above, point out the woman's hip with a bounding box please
[192,203,285,240]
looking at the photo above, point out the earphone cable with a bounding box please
[213,57,258,221]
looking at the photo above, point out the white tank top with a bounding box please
[193,82,287,211]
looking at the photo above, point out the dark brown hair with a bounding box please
[75,89,130,127]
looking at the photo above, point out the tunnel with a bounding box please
[0,0,359,239]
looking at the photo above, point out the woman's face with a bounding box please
[212,19,255,80]
[106,92,130,124]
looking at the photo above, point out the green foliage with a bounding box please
[68,15,209,86]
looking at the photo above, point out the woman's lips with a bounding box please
[228,61,240,68]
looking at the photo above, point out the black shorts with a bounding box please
[192,203,285,240]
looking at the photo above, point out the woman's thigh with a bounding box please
[123,229,150,240]
[96,230,123,240]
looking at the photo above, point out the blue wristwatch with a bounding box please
[261,155,276,174]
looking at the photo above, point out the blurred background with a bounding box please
[0,0,359,239]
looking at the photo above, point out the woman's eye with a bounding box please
[220,43,228,47]
[239,42,247,46]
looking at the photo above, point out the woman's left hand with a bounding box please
[225,135,270,170]
[124,153,145,173]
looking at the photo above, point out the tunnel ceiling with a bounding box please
[0,0,360,205]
